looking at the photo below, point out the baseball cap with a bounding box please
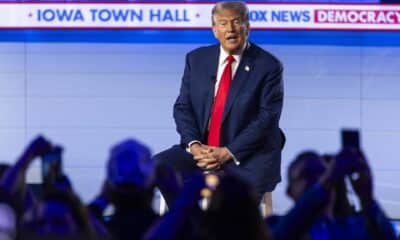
[107,139,154,186]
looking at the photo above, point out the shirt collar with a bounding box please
[219,42,249,66]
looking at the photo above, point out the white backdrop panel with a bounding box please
[0,42,399,219]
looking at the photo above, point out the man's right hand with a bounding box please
[189,143,205,157]
[190,144,220,170]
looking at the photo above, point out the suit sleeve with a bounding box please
[227,61,283,162]
[173,54,202,146]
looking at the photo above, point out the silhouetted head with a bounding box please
[286,151,326,201]
[35,197,78,236]
[22,174,95,239]
[206,173,270,240]
[106,139,155,209]
[32,190,92,237]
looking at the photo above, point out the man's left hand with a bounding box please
[210,147,232,164]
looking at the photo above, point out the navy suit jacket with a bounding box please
[173,42,284,190]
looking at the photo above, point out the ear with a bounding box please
[245,22,250,37]
[212,25,218,39]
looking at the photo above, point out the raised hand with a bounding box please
[349,151,373,206]
[24,135,53,160]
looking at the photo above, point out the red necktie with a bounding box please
[207,55,235,147]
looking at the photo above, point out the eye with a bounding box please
[233,19,241,25]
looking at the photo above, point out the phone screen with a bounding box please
[41,148,62,183]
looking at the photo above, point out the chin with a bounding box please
[224,43,243,53]
[222,44,235,50]
[228,47,241,54]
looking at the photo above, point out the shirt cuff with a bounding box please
[226,148,240,165]
[186,140,202,153]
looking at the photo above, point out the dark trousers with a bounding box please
[153,144,279,207]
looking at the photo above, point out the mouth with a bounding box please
[226,35,238,43]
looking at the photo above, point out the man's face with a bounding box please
[212,9,249,55]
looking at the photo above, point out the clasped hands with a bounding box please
[190,143,232,171]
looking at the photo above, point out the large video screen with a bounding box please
[0,0,398,43]
[1,1,397,29]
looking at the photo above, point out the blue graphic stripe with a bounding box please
[1,30,400,46]
[0,0,381,2]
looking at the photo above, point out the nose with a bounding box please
[227,21,235,32]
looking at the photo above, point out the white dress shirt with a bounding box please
[214,42,248,95]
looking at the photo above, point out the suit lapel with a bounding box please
[201,45,220,135]
[221,44,257,125]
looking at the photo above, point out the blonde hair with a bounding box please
[211,1,249,25]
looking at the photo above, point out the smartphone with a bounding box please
[41,146,63,184]
[341,129,362,210]
[341,129,360,150]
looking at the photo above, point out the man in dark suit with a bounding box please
[154,1,284,212]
